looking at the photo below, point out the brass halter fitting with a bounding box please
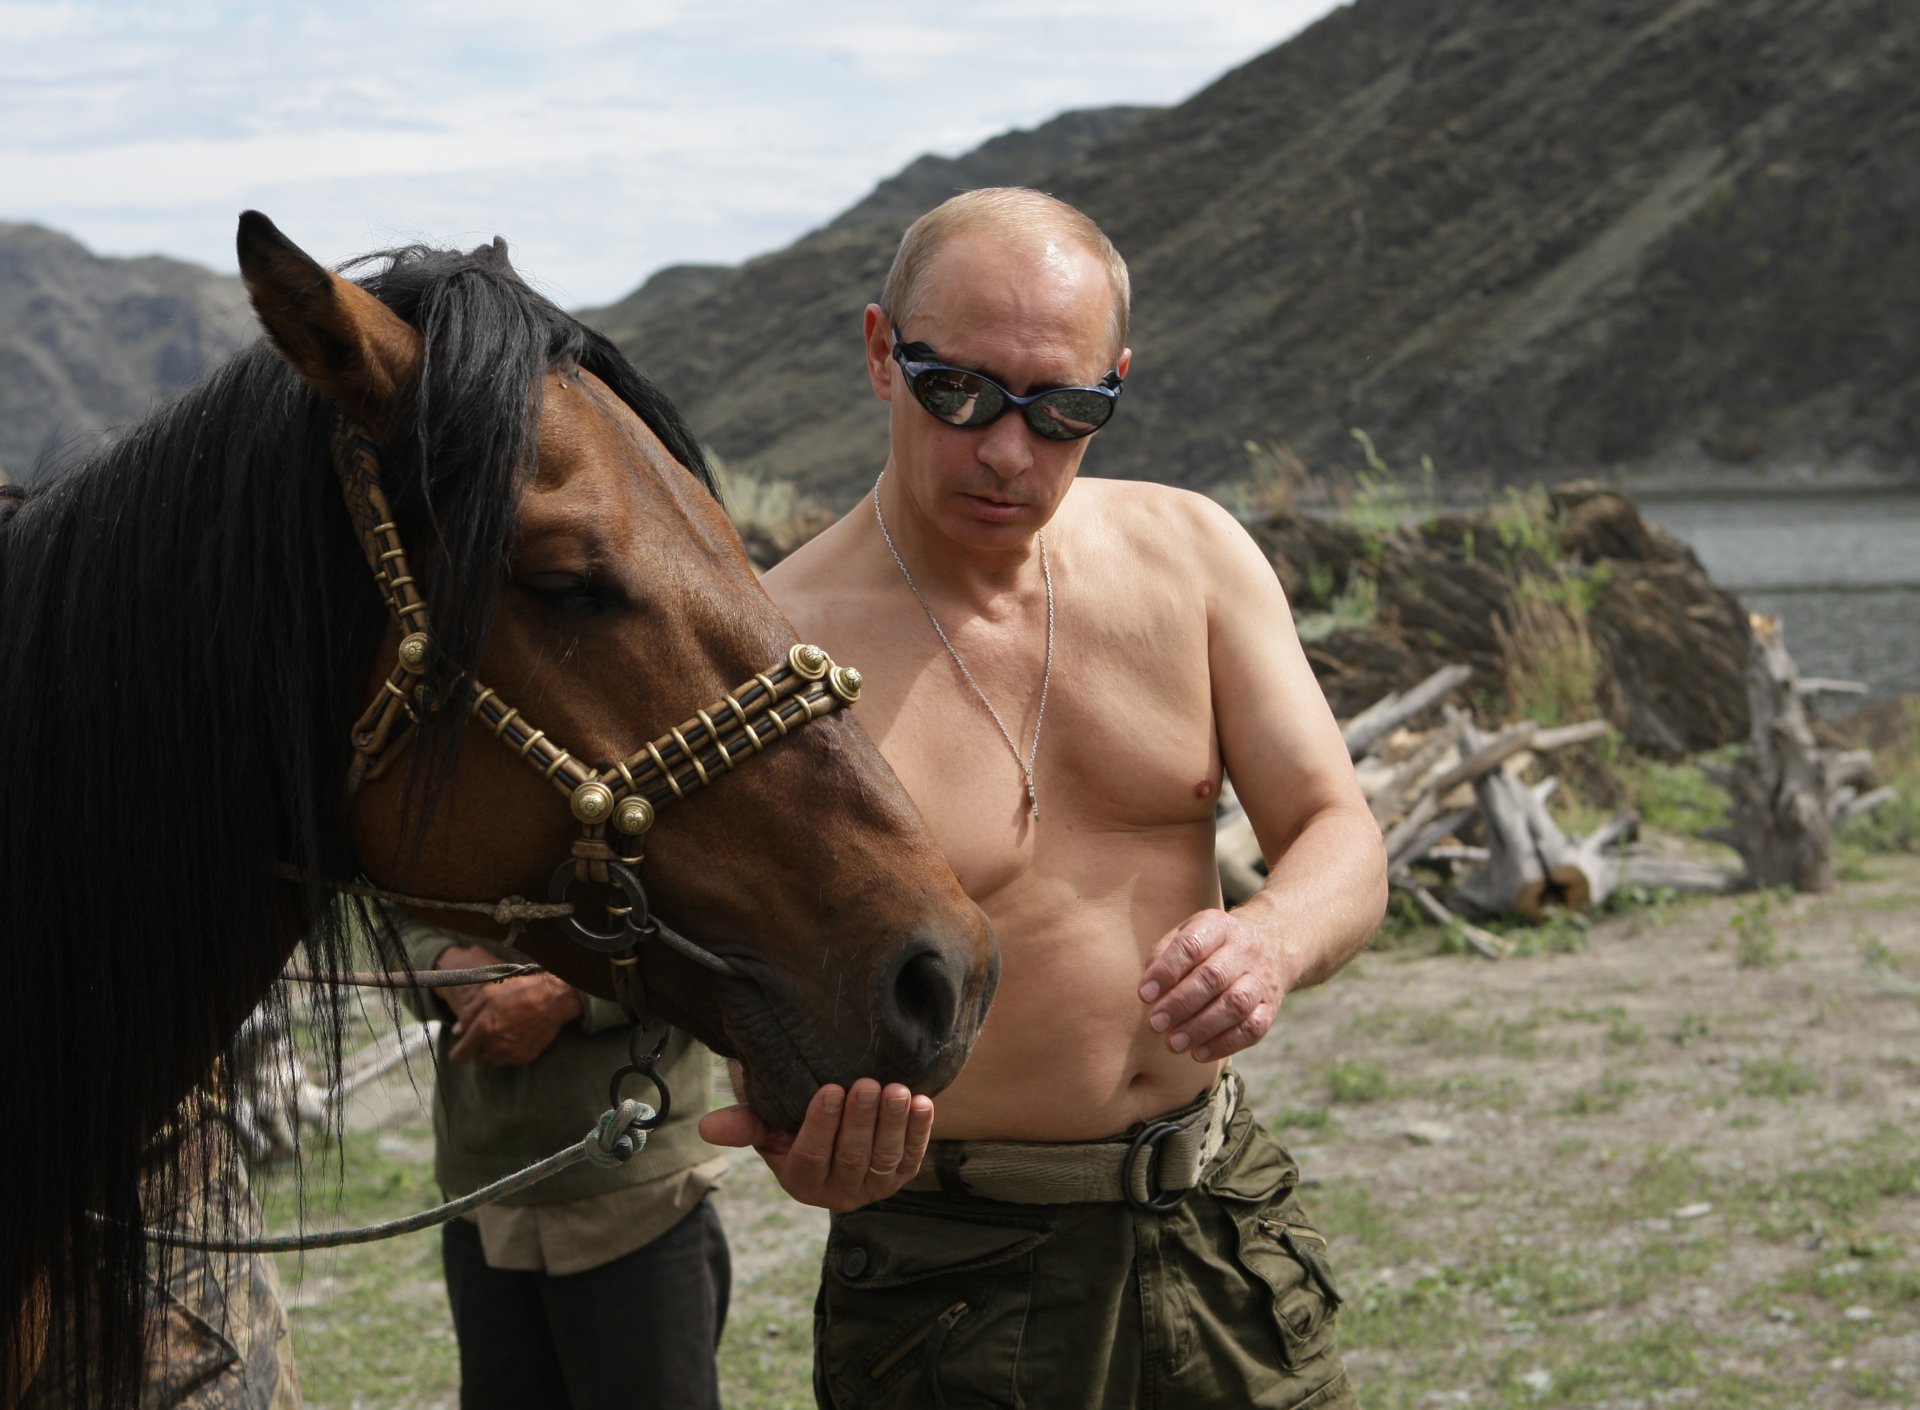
[789,642,829,679]
[570,781,616,825]
[329,413,860,980]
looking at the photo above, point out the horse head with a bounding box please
[236,213,998,1128]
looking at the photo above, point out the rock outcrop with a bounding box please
[1259,484,1751,757]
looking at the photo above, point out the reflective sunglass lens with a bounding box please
[915,370,1005,428]
[1026,389,1113,440]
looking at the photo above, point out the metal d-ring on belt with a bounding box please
[329,416,863,1124]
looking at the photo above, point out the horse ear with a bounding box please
[236,210,423,431]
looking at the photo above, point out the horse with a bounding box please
[0,212,998,1406]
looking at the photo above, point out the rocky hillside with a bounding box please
[11,0,1911,499]
[0,223,255,480]
[581,104,1153,377]
[587,0,1918,503]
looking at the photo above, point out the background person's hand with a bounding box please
[436,944,581,1066]
[700,1066,934,1212]
[1138,907,1293,1062]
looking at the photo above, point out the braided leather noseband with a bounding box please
[331,417,861,1113]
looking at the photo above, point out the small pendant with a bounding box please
[1026,772,1039,821]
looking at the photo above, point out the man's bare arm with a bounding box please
[1139,495,1387,1059]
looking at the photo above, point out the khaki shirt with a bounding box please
[468,1155,729,1275]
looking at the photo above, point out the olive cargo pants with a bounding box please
[813,1104,1357,1410]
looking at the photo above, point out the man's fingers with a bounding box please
[1138,915,1226,1004]
[899,1093,935,1176]
[864,1085,916,1178]
[779,1085,849,1192]
[1147,948,1242,1038]
[830,1079,885,1180]
[1179,995,1277,1062]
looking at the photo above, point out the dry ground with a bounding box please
[266,853,1920,1408]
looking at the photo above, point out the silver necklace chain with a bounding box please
[872,471,1053,820]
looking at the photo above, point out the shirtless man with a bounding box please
[701,188,1386,1408]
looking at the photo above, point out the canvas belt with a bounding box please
[904,1069,1242,1210]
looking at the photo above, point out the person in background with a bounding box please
[394,913,728,1410]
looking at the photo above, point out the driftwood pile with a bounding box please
[1218,614,1893,959]
[1705,613,1891,893]
[223,997,439,1163]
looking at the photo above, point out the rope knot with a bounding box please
[490,895,539,925]
[585,1099,653,1166]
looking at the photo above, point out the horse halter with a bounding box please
[329,416,861,1047]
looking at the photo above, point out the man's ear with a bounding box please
[236,210,423,433]
[1116,346,1133,381]
[863,303,895,402]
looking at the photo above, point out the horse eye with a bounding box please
[516,571,611,615]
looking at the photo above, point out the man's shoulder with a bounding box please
[764,507,862,598]
[1070,477,1249,555]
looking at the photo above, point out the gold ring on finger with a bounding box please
[868,1162,900,1177]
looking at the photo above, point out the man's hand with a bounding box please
[436,944,580,1066]
[1138,908,1293,1062]
[699,1068,934,1213]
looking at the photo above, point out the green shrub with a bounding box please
[1740,1056,1816,1099]
[1295,569,1378,644]
[1327,1059,1392,1104]
[1838,778,1920,854]
[1616,752,1733,836]
[1497,908,1593,956]
[1837,698,1920,854]
[1732,892,1781,969]
[1497,569,1603,729]
[1232,438,1309,520]
[1340,428,1438,560]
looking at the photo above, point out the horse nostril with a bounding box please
[883,944,963,1060]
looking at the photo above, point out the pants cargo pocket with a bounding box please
[1206,1138,1345,1378]
[1251,1214,1343,1359]
[816,1202,1050,1410]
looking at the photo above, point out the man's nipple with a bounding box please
[1194,779,1215,800]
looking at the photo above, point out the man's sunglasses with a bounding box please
[889,323,1123,442]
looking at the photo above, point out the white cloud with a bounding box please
[1,0,1341,303]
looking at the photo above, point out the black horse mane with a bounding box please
[0,237,712,1404]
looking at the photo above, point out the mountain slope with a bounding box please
[0,223,254,480]
[576,106,1157,482]
[591,0,1919,502]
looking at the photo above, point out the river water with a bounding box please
[1637,488,1920,709]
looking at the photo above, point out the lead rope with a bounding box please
[126,1099,657,1254]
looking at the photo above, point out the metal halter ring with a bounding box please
[609,1061,670,1129]
[1122,1121,1193,1212]
[548,859,652,954]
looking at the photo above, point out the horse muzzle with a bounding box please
[715,919,999,1131]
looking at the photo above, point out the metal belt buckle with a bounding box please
[1123,1121,1192,1212]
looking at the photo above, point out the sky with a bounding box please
[2,0,1343,308]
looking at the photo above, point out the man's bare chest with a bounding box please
[865,610,1222,901]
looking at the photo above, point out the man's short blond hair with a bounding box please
[881,188,1131,363]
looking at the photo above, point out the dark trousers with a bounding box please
[442,1196,730,1410]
